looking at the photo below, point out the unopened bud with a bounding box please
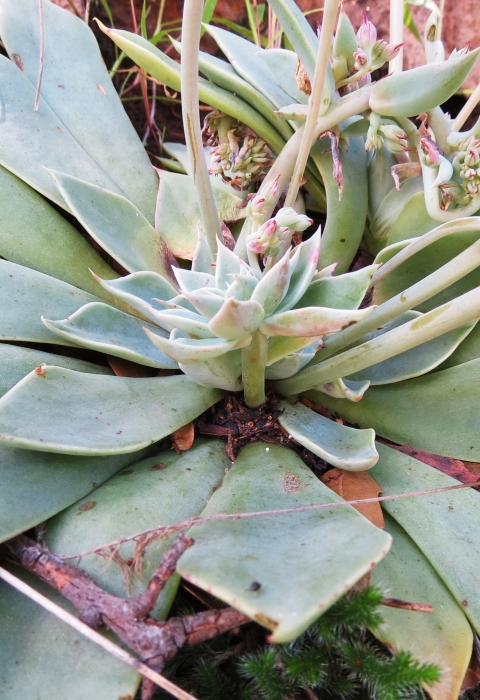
[370,40,403,70]
[379,123,409,153]
[356,13,377,51]
[274,207,313,231]
[421,137,441,166]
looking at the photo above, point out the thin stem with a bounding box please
[58,479,480,560]
[307,230,480,366]
[284,0,341,209]
[437,0,446,41]
[181,0,222,260]
[275,283,480,395]
[451,83,480,132]
[155,0,167,36]
[85,0,91,24]
[0,567,200,700]
[242,331,268,408]
[34,0,44,112]
[389,0,404,73]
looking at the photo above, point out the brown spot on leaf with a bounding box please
[283,469,308,493]
[150,462,168,471]
[78,501,96,512]
[12,54,23,71]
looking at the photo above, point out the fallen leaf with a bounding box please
[107,356,157,378]
[461,634,480,693]
[300,396,332,419]
[321,468,384,528]
[385,443,480,485]
[171,422,195,453]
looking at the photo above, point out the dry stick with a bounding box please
[0,566,200,700]
[284,0,341,209]
[84,0,92,24]
[60,480,480,561]
[451,83,480,132]
[389,0,404,73]
[34,0,44,112]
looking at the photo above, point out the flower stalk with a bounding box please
[242,331,268,408]
[181,0,222,259]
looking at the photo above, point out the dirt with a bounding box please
[196,392,329,473]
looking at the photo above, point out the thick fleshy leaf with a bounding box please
[370,443,480,633]
[0,260,99,345]
[0,54,123,211]
[261,0,318,79]
[368,178,424,254]
[251,252,290,315]
[178,442,391,642]
[180,351,243,390]
[0,369,222,455]
[46,441,230,614]
[346,313,476,385]
[313,136,368,273]
[155,171,245,260]
[367,147,397,220]
[373,231,480,312]
[50,170,176,282]
[98,26,286,156]
[0,343,110,399]
[257,48,308,103]
[386,191,440,247]
[149,307,215,338]
[93,271,178,323]
[43,303,178,369]
[162,141,212,176]
[296,265,379,310]
[180,45,294,140]
[184,289,225,320]
[278,401,378,470]
[274,228,321,313]
[173,268,216,293]
[306,358,480,460]
[0,567,139,700]
[315,377,370,401]
[225,273,258,301]
[267,335,322,365]
[0,447,141,544]
[439,321,480,369]
[215,243,243,290]
[209,298,264,340]
[372,514,473,700]
[204,26,293,110]
[261,306,372,337]
[146,328,249,363]
[369,49,480,117]
[0,165,117,298]
[0,0,158,220]
[265,348,315,380]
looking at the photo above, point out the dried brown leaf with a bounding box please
[171,423,195,454]
[387,443,480,484]
[321,468,384,528]
[108,357,157,378]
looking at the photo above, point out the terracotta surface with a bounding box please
[56,0,480,92]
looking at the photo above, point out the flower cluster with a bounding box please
[354,14,402,73]
[204,110,272,188]
[246,207,313,256]
[365,113,409,153]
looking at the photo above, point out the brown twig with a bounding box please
[34,0,44,112]
[57,479,480,561]
[0,565,199,700]
[1,535,249,700]
[381,598,434,613]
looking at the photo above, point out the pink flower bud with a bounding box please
[274,207,313,231]
[356,13,377,51]
[421,138,441,166]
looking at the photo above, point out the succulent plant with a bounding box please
[2,0,480,699]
